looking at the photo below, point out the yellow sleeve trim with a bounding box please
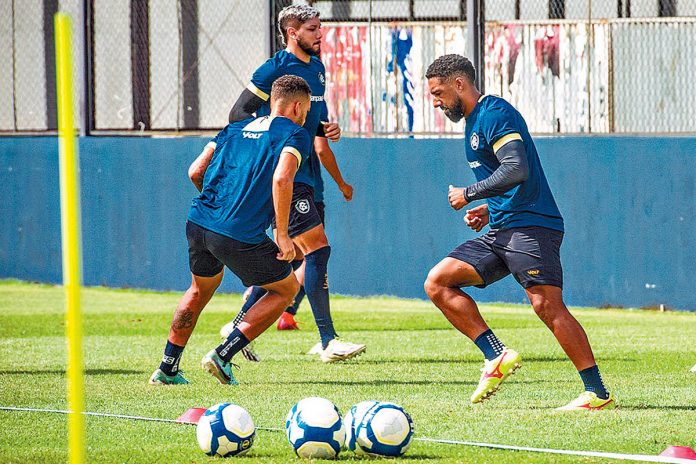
[247,83,270,101]
[282,146,302,168]
[492,132,522,153]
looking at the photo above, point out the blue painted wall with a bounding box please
[1,136,694,310]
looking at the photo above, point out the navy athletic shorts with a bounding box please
[448,226,564,289]
[316,201,325,225]
[271,183,323,238]
[186,221,292,287]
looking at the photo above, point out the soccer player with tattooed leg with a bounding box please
[424,54,614,410]
[149,76,312,385]
[219,4,364,363]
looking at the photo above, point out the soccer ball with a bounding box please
[196,403,255,457]
[285,397,345,459]
[345,401,414,457]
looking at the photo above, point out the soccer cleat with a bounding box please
[277,312,300,330]
[240,344,261,362]
[470,348,522,403]
[307,342,323,355]
[556,391,616,411]
[148,368,189,385]
[319,339,367,363]
[201,350,238,385]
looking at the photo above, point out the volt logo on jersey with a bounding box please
[470,132,479,150]
[295,199,311,214]
[243,132,263,139]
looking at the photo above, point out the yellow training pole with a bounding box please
[55,13,85,464]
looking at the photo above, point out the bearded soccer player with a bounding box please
[424,54,614,410]
[149,76,312,385]
[215,4,364,363]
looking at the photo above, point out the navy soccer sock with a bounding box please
[578,365,609,399]
[215,328,250,363]
[474,329,506,361]
[232,286,268,326]
[285,259,305,315]
[159,340,184,376]
[304,246,336,348]
[286,286,305,315]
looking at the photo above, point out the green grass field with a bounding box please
[0,280,694,463]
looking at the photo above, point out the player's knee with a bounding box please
[279,278,301,306]
[424,270,444,299]
[529,288,566,323]
[530,295,558,322]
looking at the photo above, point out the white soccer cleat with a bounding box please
[319,339,366,363]
[307,342,323,355]
[690,364,696,373]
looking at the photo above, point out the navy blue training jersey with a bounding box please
[188,116,312,244]
[247,50,329,201]
[464,95,564,232]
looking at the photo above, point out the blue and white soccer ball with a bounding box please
[196,403,255,457]
[285,397,346,459]
[345,401,414,457]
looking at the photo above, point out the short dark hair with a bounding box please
[277,4,320,47]
[271,75,311,101]
[425,54,476,83]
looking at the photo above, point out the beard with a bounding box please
[442,96,465,123]
[297,36,321,56]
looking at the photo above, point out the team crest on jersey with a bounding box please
[318,72,325,85]
[470,132,479,150]
[295,199,311,214]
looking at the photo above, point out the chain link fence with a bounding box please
[1,0,694,135]
[1,0,270,133]
[317,0,696,135]
[93,0,270,131]
[484,0,696,133]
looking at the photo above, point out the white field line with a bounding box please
[1,406,693,464]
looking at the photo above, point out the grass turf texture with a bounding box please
[0,280,694,463]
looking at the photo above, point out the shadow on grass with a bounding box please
[0,369,143,376]
[261,379,556,387]
[355,355,635,365]
[621,405,696,411]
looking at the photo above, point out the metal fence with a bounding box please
[1,0,695,135]
[318,0,696,135]
[1,0,270,133]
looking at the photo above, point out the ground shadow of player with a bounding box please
[620,405,696,411]
[355,355,635,365]
[0,368,143,376]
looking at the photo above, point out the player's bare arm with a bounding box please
[273,151,300,262]
[188,144,215,192]
[314,136,353,201]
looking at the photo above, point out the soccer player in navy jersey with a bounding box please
[424,55,614,410]
[219,4,364,363]
[149,76,312,385]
